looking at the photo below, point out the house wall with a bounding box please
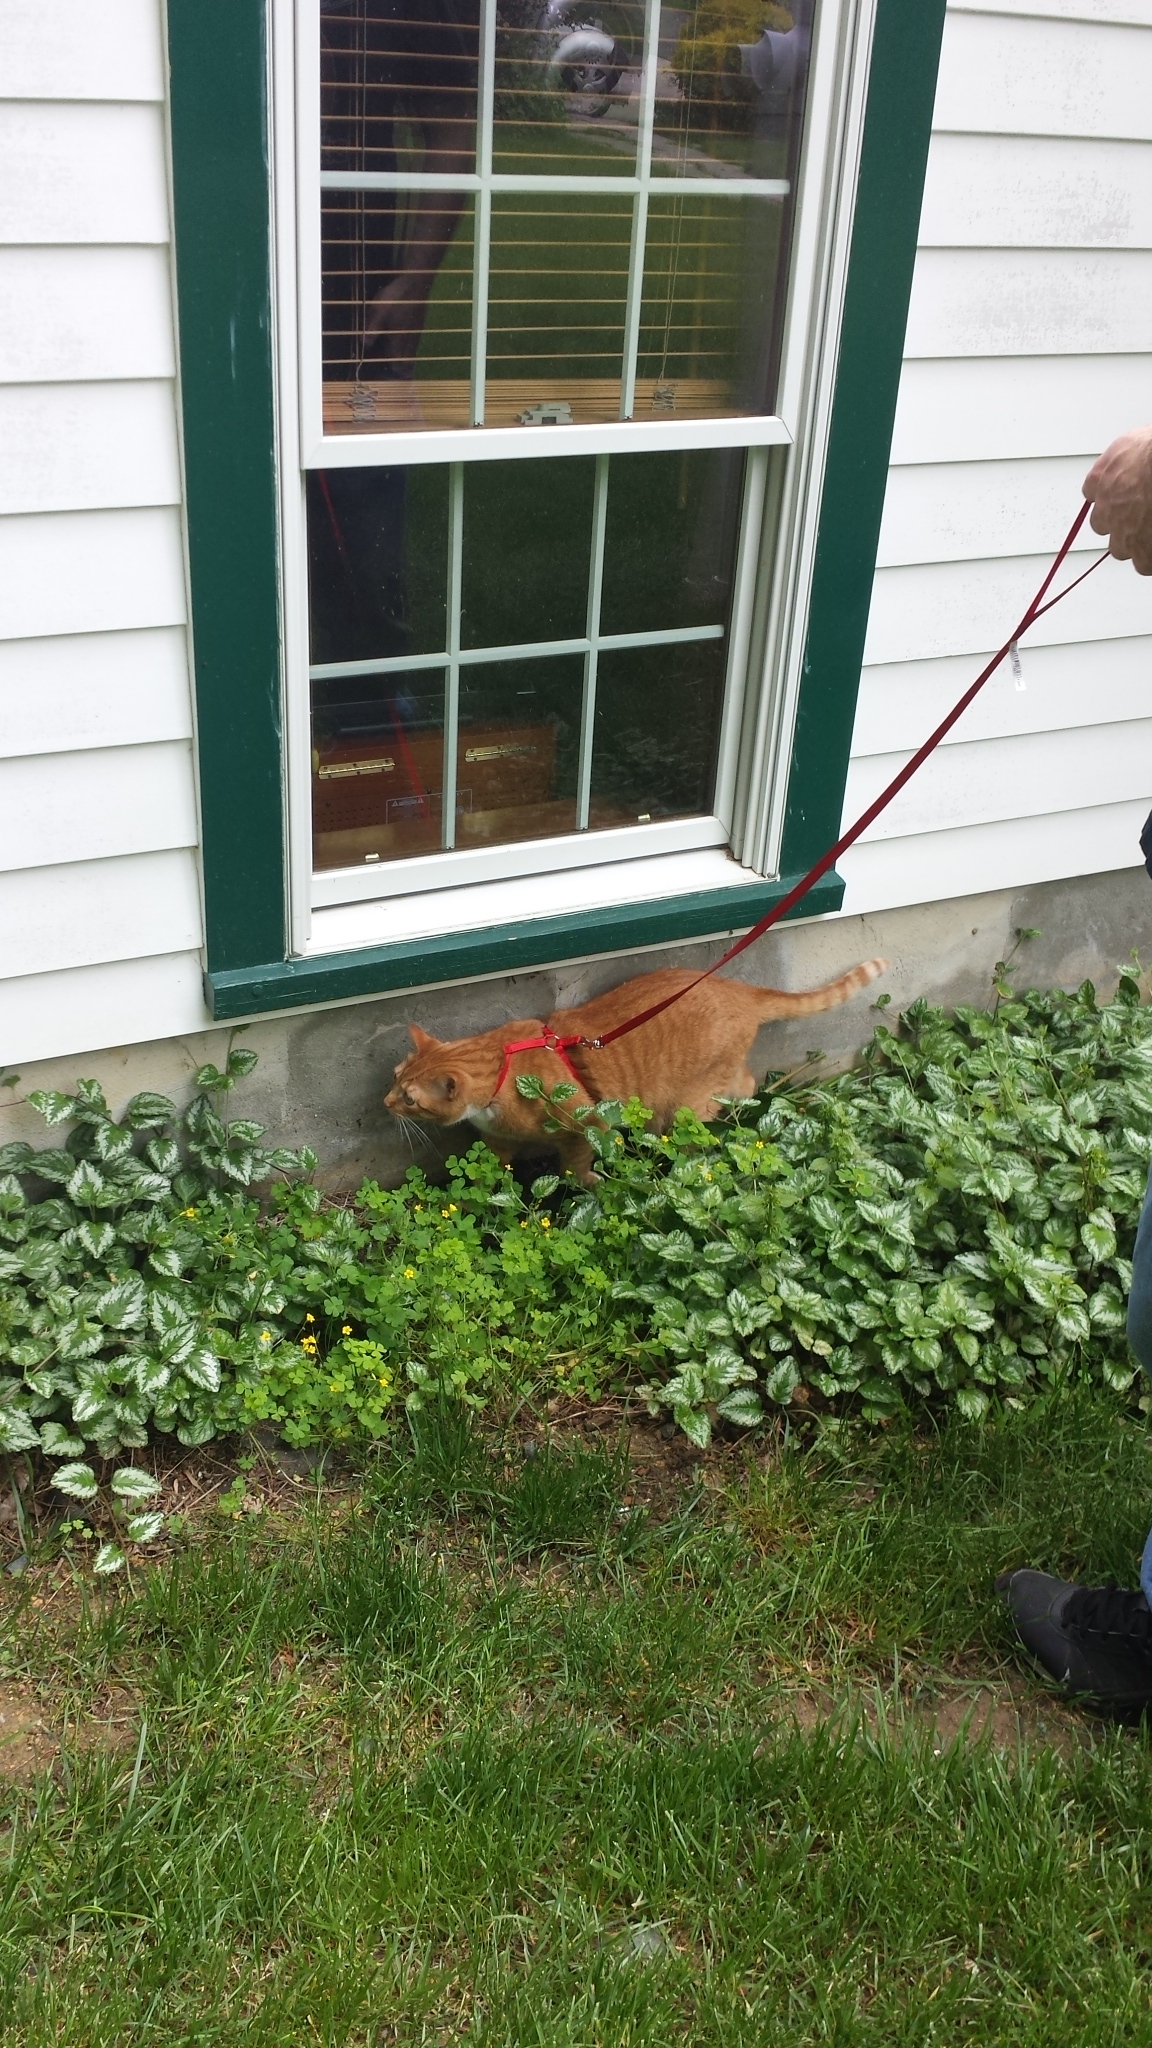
[1,0,1150,1156]
[839,0,1152,913]
[0,0,208,1062]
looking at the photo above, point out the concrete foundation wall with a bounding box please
[4,865,1150,1188]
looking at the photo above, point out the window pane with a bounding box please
[599,448,742,636]
[589,640,725,827]
[320,0,480,175]
[322,193,475,428]
[637,191,783,417]
[460,457,595,649]
[491,4,642,176]
[651,0,812,183]
[457,655,582,845]
[320,0,478,420]
[485,193,632,426]
[312,668,447,869]
[307,465,449,664]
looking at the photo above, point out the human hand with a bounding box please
[1082,424,1152,575]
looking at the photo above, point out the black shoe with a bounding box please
[996,1569,1152,1712]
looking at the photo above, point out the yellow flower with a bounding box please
[181,1206,198,1218]
[441,1208,451,1217]
[259,1329,273,1345]
[404,1266,416,1279]
[305,1312,315,1323]
[341,1324,352,1335]
[329,1381,341,1393]
[415,1204,423,1213]
[756,1141,764,1149]
[448,1203,458,1212]
[540,1217,552,1230]
[519,1220,527,1229]
[377,1374,392,1389]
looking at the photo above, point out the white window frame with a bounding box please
[269,0,879,956]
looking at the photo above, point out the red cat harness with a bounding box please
[491,1029,588,1104]
[491,504,1105,1098]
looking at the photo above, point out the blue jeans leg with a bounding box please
[1127,1165,1152,1603]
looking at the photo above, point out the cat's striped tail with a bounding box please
[755,957,888,1016]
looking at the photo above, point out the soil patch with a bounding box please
[0,1681,137,1784]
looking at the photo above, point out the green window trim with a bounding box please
[166,0,946,1023]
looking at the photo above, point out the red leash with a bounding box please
[492,505,1105,1097]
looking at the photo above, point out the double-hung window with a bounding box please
[166,0,945,1013]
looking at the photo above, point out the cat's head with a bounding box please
[384,1025,487,1127]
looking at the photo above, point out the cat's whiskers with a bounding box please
[392,1112,433,1154]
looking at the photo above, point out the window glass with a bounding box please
[491,3,642,176]
[312,667,446,869]
[306,453,741,871]
[456,654,582,845]
[599,447,742,636]
[651,0,812,181]
[460,456,594,648]
[306,464,449,662]
[316,0,814,433]
[589,640,726,826]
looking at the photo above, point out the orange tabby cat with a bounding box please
[385,957,886,1184]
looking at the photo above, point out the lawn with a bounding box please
[5,1385,1152,2045]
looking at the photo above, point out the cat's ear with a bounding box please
[409,1024,438,1051]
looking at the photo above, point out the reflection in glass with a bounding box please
[637,192,782,416]
[307,465,449,663]
[312,668,447,868]
[485,194,632,425]
[306,457,741,870]
[600,448,742,636]
[589,640,726,828]
[652,0,812,182]
[322,195,475,430]
[492,0,643,176]
[461,458,594,649]
[456,655,581,846]
[320,0,479,416]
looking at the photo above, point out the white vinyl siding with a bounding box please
[839,0,1152,918]
[0,0,208,1060]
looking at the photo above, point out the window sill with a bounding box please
[204,850,845,1020]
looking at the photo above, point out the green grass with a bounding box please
[5,1388,1152,2043]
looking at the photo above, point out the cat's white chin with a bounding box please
[465,1101,502,1129]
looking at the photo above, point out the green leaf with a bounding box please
[77,1220,116,1262]
[182,1348,222,1393]
[27,1090,78,1127]
[763,1357,801,1405]
[716,1386,763,1428]
[93,1542,126,1575]
[39,1421,86,1457]
[955,1387,990,1423]
[1080,1209,1117,1263]
[110,1467,161,1502]
[674,1404,711,1449]
[125,1511,165,1544]
[123,1091,177,1130]
[95,1277,146,1330]
[531,1175,560,1200]
[66,1160,106,1206]
[52,1461,99,1502]
[0,1410,43,1454]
